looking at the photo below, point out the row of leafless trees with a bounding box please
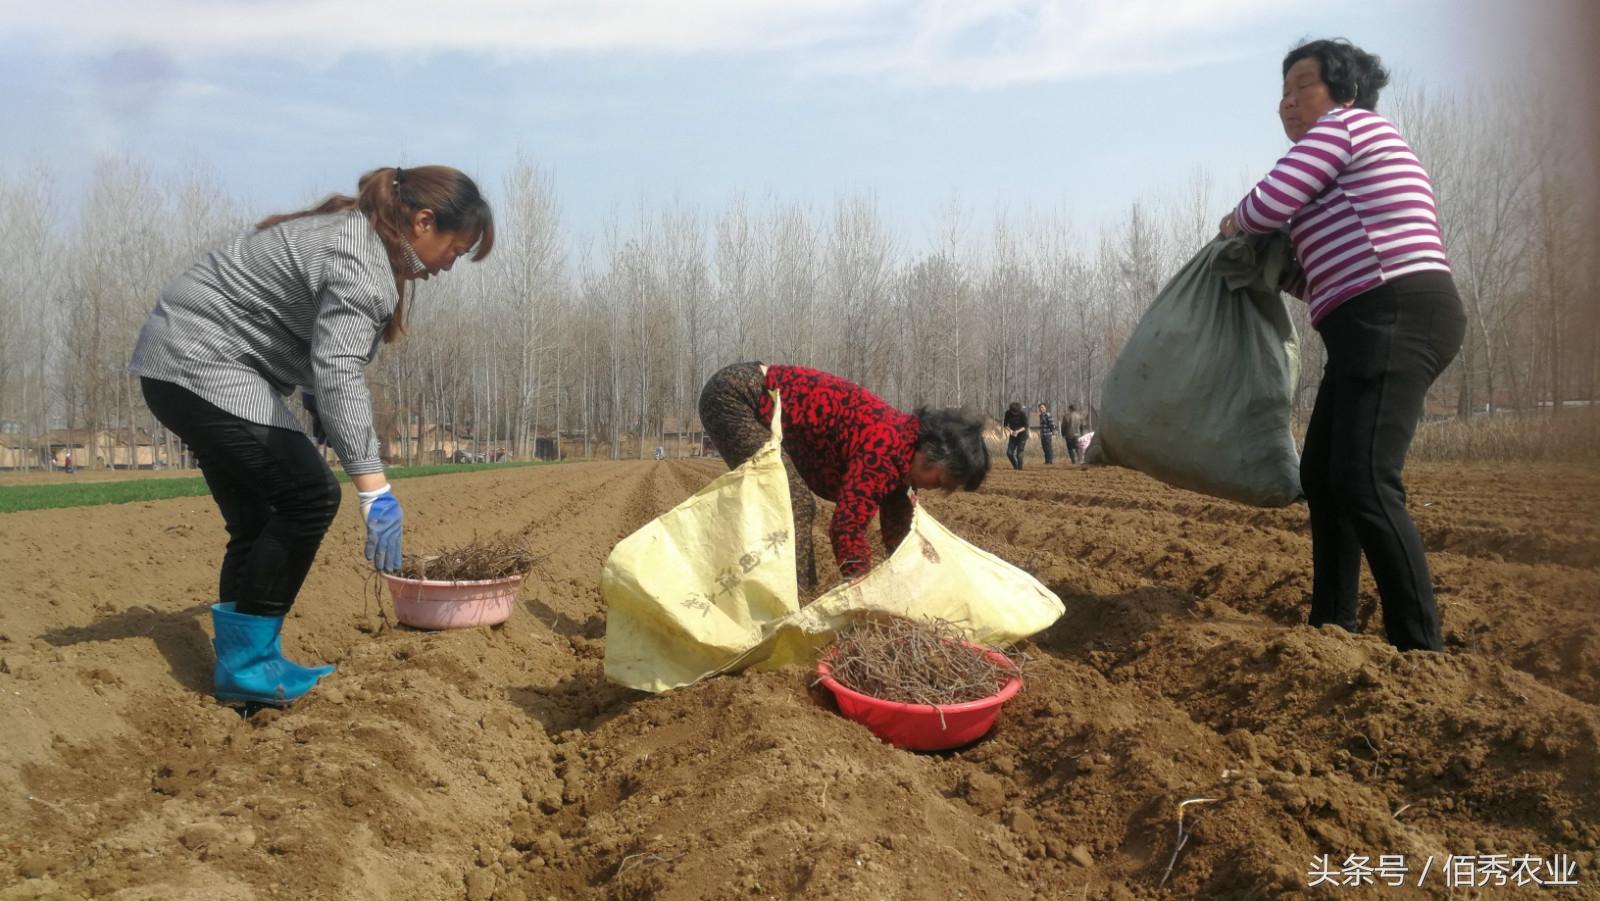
[1390,86,1600,418]
[379,167,1229,464]
[0,86,1594,468]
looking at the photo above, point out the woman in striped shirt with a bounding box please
[131,166,494,704]
[1221,40,1466,652]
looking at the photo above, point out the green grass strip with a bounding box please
[0,460,552,514]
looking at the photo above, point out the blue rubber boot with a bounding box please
[273,625,336,681]
[218,600,335,681]
[276,642,336,682]
[210,603,334,705]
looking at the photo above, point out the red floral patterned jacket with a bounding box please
[758,365,919,577]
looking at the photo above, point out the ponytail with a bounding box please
[256,165,495,343]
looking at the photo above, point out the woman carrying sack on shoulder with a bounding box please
[131,165,495,704]
[1064,404,1088,465]
[698,363,990,591]
[1220,40,1465,651]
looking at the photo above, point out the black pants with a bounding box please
[1065,436,1083,465]
[1039,434,1054,464]
[697,362,819,590]
[142,378,341,617]
[1301,273,1465,651]
[1006,433,1027,470]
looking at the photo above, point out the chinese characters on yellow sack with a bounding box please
[603,391,1065,692]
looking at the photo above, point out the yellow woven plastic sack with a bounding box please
[602,394,801,692]
[602,391,1067,692]
[744,505,1066,673]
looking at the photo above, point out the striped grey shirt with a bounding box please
[130,210,424,476]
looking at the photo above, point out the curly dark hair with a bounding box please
[1284,39,1390,111]
[913,407,990,491]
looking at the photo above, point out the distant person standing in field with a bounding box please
[1036,403,1057,465]
[699,363,990,589]
[1220,39,1464,652]
[131,165,495,704]
[1063,404,1089,465]
[1003,402,1028,470]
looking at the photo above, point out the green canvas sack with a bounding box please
[1088,232,1303,507]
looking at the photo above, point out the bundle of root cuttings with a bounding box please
[822,616,1022,705]
[396,534,539,581]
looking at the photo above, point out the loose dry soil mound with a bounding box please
[1,460,1596,900]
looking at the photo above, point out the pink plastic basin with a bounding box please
[382,573,522,630]
[816,643,1022,751]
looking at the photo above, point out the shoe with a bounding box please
[217,602,336,681]
[275,636,336,681]
[210,603,334,705]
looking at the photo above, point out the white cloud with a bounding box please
[5,0,1295,87]
[4,0,898,55]
[818,0,1293,87]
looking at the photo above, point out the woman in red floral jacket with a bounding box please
[699,362,990,589]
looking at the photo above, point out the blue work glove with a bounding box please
[358,484,404,573]
[301,392,327,446]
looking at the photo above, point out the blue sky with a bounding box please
[0,0,1561,249]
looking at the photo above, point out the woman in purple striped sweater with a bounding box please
[1220,39,1466,652]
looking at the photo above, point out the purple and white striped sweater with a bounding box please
[1234,106,1451,325]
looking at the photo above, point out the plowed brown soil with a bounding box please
[1,459,1596,900]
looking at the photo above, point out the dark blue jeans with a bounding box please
[142,378,341,617]
[1301,272,1465,651]
[1039,434,1055,464]
[1006,433,1027,469]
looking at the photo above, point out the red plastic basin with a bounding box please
[816,643,1022,751]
